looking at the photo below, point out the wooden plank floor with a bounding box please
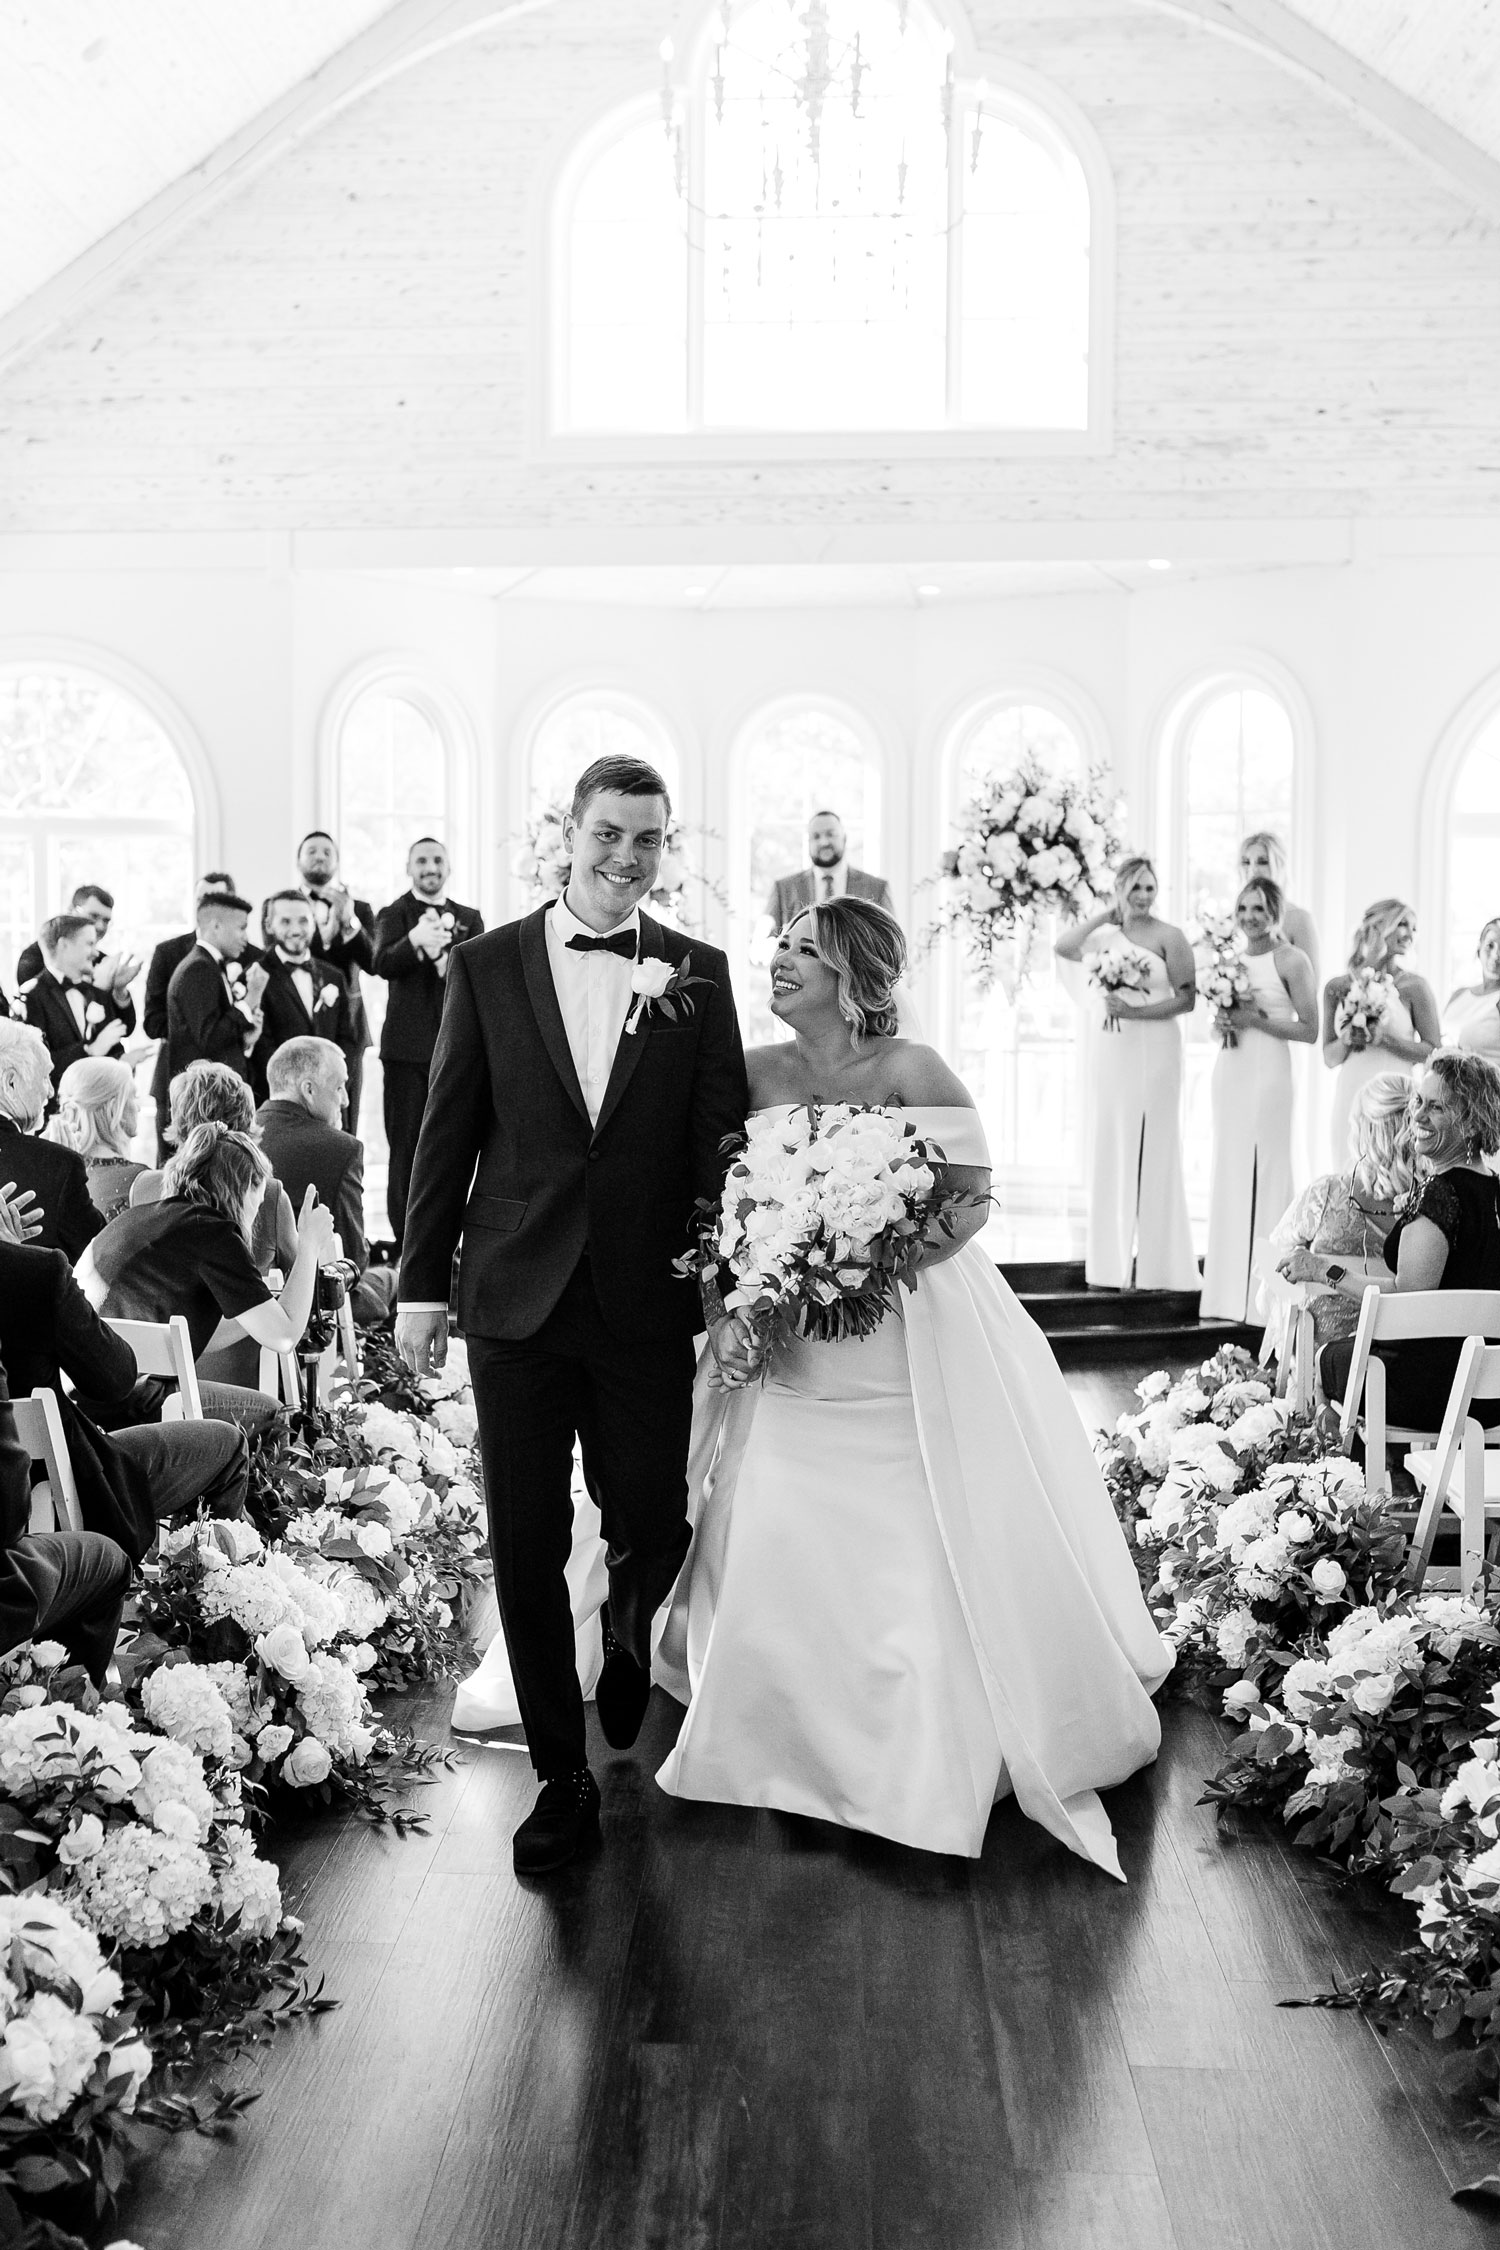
[117,1357,1499,2250]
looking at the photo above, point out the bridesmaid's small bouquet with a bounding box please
[1194,912,1252,1048]
[1334,967,1395,1051]
[1088,942,1155,1032]
[677,1104,984,1356]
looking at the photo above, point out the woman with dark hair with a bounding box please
[1323,897,1439,1165]
[1200,877,1318,1322]
[1054,854,1198,1292]
[77,1122,336,1434]
[1442,917,1500,1062]
[1320,1049,1500,1436]
[654,895,1170,1877]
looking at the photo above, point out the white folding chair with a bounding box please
[1272,1300,1317,1415]
[1337,1285,1500,1495]
[13,1389,85,1534]
[104,1314,203,1421]
[1405,1339,1500,1595]
[257,1346,302,1409]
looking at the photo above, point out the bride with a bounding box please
[653,898,1172,1878]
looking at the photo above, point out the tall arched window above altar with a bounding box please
[334,681,455,912]
[1445,701,1500,1000]
[526,692,681,817]
[555,0,1103,438]
[1176,685,1297,922]
[0,663,198,986]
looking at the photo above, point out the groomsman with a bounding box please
[24,914,137,1082]
[143,871,238,1158]
[372,839,483,1247]
[15,882,137,998]
[164,892,267,1085]
[251,893,356,1106]
[764,809,894,932]
[295,832,376,1134]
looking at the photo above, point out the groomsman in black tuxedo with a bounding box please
[15,883,138,1000]
[251,893,356,1106]
[24,914,137,1083]
[296,832,376,1134]
[143,871,237,1158]
[164,893,267,1086]
[396,757,752,1875]
[372,839,483,1247]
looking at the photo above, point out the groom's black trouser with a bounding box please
[467,1257,695,1780]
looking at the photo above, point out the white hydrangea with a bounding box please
[1281,1657,1334,1719]
[374,1480,425,1540]
[0,1896,122,2017]
[311,1562,388,1642]
[0,1704,142,1805]
[214,1828,282,1943]
[1442,1749,1500,1825]
[139,1663,235,1761]
[294,1654,375,1761]
[1463,1840,1500,1895]
[1213,1379,1275,1418]
[1214,1489,1278,1558]
[1224,1402,1289,1453]
[1215,1607,1259,1669]
[204,1661,256,1733]
[262,1552,346,1648]
[1326,1607,1424,1679]
[131,1740,215,1843]
[199,1562,305,1641]
[0,1992,105,2121]
[200,1517,264,1567]
[431,1395,478,1448]
[357,1403,422,1463]
[68,1825,215,1950]
[1412,1592,1489,1658]
[1305,1724,1362,1789]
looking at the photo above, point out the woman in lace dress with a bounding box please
[656,899,1171,1879]
[1054,856,1198,1293]
[1322,898,1439,1166]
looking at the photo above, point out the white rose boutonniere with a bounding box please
[83,1000,106,1030]
[316,984,339,1011]
[625,954,714,1035]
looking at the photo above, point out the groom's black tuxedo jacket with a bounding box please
[400,905,748,1344]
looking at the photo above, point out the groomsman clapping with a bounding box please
[252,893,356,1107]
[372,838,483,1247]
[164,890,267,1086]
[24,913,137,1081]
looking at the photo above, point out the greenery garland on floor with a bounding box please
[1096,1345,1500,2168]
[0,1339,490,2250]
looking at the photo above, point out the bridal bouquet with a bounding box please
[1335,966,1396,1050]
[677,1104,983,1354]
[923,754,1122,992]
[1088,941,1155,1032]
[512,801,726,928]
[1194,911,1252,1047]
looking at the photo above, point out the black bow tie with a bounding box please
[566,929,637,960]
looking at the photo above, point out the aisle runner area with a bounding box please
[115,1375,1495,2250]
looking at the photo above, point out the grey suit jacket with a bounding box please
[766,865,895,933]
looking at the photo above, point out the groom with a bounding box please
[395,755,751,1874]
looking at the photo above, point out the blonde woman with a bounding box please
[1322,898,1439,1165]
[1441,917,1500,1063]
[1238,832,1319,984]
[1265,1071,1414,1374]
[47,1057,146,1222]
[1054,855,1198,1292]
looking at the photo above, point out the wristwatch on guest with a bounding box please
[1324,1263,1347,1286]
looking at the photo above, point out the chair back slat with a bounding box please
[13,1389,85,1535]
[103,1315,203,1420]
[1369,1289,1500,1343]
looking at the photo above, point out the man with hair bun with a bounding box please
[372,837,484,1247]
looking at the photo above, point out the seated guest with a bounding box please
[47,1057,147,1220]
[16,883,140,1002]
[251,895,356,1107]
[165,891,267,1086]
[255,1037,396,1327]
[0,1238,248,1539]
[0,1354,131,1688]
[1320,1050,1500,1432]
[0,1021,102,1260]
[1262,1072,1414,1383]
[132,1061,297,1276]
[78,1122,337,1437]
[144,871,238,1160]
[23,912,136,1080]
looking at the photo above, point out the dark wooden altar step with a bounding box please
[1001,1259,1259,1366]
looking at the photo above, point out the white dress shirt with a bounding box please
[277,949,316,1018]
[810,859,849,901]
[62,981,88,1036]
[545,892,640,1127]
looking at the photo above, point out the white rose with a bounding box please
[152,1801,202,1843]
[631,959,674,999]
[348,1643,378,1675]
[255,1623,314,1686]
[1222,1680,1261,1716]
[27,1642,67,1670]
[1310,1558,1347,1599]
[56,1814,105,1867]
[283,1738,333,1788]
[354,1520,393,1560]
[255,1724,294,1762]
[1351,1673,1397,1716]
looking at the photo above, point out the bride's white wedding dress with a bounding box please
[653,1106,1172,1878]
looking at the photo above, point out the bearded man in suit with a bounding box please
[251,893,356,1107]
[296,831,377,1136]
[395,756,753,1876]
[372,838,484,1247]
[764,809,894,934]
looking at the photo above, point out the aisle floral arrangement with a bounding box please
[0,1342,491,2247]
[1096,1345,1500,2133]
[512,800,726,929]
[923,753,1123,990]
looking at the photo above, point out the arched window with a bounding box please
[0,663,197,988]
[1446,702,1500,999]
[942,698,1087,1251]
[526,692,681,819]
[334,682,453,914]
[1177,685,1297,921]
[555,0,1099,436]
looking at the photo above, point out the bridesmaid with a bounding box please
[1238,831,1319,984]
[1322,897,1439,1164]
[1200,877,1318,1323]
[1056,855,1198,1292]
[1442,917,1500,1063]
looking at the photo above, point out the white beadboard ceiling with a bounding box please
[0,0,398,316]
[0,1,1498,327]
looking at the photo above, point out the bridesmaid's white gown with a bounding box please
[1200,949,1297,1324]
[1082,932,1198,1292]
[654,1107,1173,1878]
[1328,983,1416,1164]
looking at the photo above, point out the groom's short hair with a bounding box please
[571,756,672,826]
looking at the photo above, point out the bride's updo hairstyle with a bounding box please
[803,897,906,1044]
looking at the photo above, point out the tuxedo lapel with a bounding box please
[271,960,316,1034]
[592,914,661,1141]
[518,908,592,1129]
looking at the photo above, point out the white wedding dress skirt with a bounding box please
[654,1107,1173,1878]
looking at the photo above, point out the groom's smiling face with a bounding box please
[565,789,667,930]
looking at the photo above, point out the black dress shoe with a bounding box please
[595,1602,651,1750]
[513,1768,601,1876]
